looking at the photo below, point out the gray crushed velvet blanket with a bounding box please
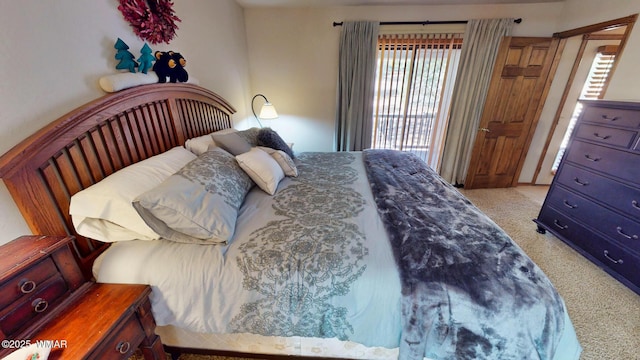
[362,149,566,360]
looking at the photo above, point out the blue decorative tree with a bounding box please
[137,43,154,74]
[114,38,138,73]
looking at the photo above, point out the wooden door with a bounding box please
[464,36,562,189]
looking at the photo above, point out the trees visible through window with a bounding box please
[371,33,462,170]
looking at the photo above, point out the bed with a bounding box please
[0,83,582,360]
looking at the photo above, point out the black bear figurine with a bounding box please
[152,51,188,83]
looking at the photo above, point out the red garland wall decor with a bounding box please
[118,0,181,44]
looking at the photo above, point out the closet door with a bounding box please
[464,36,562,189]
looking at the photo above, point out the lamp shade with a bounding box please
[259,103,279,119]
[251,94,278,127]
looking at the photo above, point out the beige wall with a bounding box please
[244,2,639,184]
[244,3,565,153]
[525,0,640,184]
[0,0,251,243]
[557,0,640,101]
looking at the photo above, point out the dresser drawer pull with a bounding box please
[616,226,639,240]
[563,200,578,209]
[116,341,131,354]
[553,220,568,230]
[584,154,601,162]
[592,132,611,140]
[601,115,620,122]
[603,250,624,264]
[19,279,37,294]
[32,298,48,313]
[573,177,589,186]
[632,200,640,210]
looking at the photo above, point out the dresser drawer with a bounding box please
[537,206,597,251]
[537,207,640,288]
[0,275,68,336]
[546,186,640,255]
[574,123,637,149]
[581,105,640,128]
[0,258,58,310]
[555,163,640,219]
[90,313,145,360]
[583,233,640,288]
[564,140,640,184]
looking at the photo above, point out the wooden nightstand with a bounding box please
[34,283,164,359]
[0,236,165,359]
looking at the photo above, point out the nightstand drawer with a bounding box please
[0,257,58,310]
[574,123,637,148]
[91,314,145,360]
[581,105,640,128]
[0,275,68,336]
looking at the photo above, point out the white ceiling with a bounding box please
[236,0,564,7]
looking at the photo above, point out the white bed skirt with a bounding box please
[156,325,402,359]
[156,305,581,360]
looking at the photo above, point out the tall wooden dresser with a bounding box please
[535,100,640,295]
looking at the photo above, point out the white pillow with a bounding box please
[69,146,197,242]
[98,72,158,92]
[236,147,285,195]
[184,128,236,155]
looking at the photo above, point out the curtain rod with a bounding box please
[332,18,522,27]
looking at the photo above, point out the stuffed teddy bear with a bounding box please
[152,51,188,83]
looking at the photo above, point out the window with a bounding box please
[551,46,617,172]
[371,33,463,171]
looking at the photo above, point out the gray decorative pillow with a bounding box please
[237,127,260,146]
[133,147,254,244]
[211,132,252,155]
[257,128,294,159]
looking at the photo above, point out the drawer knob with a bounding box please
[116,341,131,354]
[573,177,589,186]
[19,279,36,294]
[601,115,620,122]
[616,226,639,240]
[584,154,601,162]
[603,250,624,264]
[593,132,611,140]
[632,200,640,211]
[32,298,48,313]
[563,200,578,209]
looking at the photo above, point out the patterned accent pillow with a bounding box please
[257,128,294,159]
[258,146,298,177]
[133,147,254,244]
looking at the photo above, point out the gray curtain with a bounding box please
[439,18,514,185]
[335,21,380,151]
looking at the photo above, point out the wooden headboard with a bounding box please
[0,83,235,276]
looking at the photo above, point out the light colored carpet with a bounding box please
[132,187,640,360]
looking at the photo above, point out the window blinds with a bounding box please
[371,33,462,170]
